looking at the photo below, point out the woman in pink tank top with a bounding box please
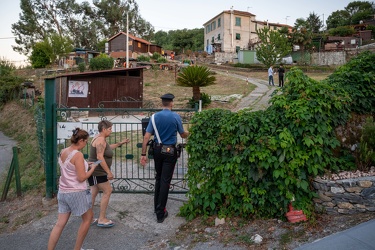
[48,128,100,250]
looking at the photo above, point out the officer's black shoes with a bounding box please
[157,211,168,223]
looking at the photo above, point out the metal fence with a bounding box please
[42,107,195,195]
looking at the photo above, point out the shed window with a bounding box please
[138,42,141,48]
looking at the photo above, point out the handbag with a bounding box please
[151,114,175,156]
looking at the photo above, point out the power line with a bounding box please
[0,37,16,40]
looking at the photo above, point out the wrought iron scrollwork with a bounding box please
[98,96,142,108]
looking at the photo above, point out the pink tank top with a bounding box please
[58,150,88,192]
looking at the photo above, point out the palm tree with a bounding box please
[176,65,216,101]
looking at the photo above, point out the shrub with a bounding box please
[358,117,375,170]
[78,62,85,72]
[0,60,16,76]
[89,54,114,71]
[328,26,356,37]
[0,76,24,106]
[367,25,375,39]
[156,57,167,63]
[180,68,351,220]
[0,60,24,105]
[326,51,375,114]
[137,55,150,62]
[187,92,211,108]
[151,52,161,60]
[29,43,51,68]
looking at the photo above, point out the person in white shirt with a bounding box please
[268,65,275,86]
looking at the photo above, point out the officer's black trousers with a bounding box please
[153,146,178,220]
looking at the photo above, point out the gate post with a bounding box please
[44,78,58,198]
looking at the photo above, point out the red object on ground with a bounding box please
[286,203,308,223]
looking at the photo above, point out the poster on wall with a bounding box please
[68,81,88,97]
[57,122,82,139]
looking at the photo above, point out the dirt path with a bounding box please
[213,70,278,112]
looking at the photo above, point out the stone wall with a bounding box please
[311,51,346,66]
[313,177,375,214]
[214,52,238,64]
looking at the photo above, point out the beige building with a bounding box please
[203,9,292,54]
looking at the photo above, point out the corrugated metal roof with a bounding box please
[44,67,145,80]
[108,32,151,45]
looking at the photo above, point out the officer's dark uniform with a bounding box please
[145,93,187,222]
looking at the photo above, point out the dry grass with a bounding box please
[219,69,332,82]
[142,66,332,110]
[142,68,257,110]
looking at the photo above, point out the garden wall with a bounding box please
[313,176,375,214]
[311,51,346,66]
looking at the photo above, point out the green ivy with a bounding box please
[180,67,352,220]
[358,117,375,170]
[326,51,375,114]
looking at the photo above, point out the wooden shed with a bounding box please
[53,68,144,113]
[108,32,162,59]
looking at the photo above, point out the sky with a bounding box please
[0,0,355,67]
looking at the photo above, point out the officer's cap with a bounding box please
[160,93,175,100]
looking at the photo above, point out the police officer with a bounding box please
[140,93,189,223]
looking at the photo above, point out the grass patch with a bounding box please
[237,234,254,244]
[0,101,44,197]
[0,216,10,224]
[14,213,32,227]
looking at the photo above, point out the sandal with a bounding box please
[97,220,115,228]
[91,218,98,225]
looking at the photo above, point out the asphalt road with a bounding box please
[0,131,17,177]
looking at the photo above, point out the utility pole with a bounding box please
[126,11,129,69]
[230,6,234,52]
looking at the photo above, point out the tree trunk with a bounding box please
[192,86,201,101]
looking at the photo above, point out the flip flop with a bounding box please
[97,220,114,228]
[91,218,98,226]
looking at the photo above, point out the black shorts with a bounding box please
[88,175,108,186]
